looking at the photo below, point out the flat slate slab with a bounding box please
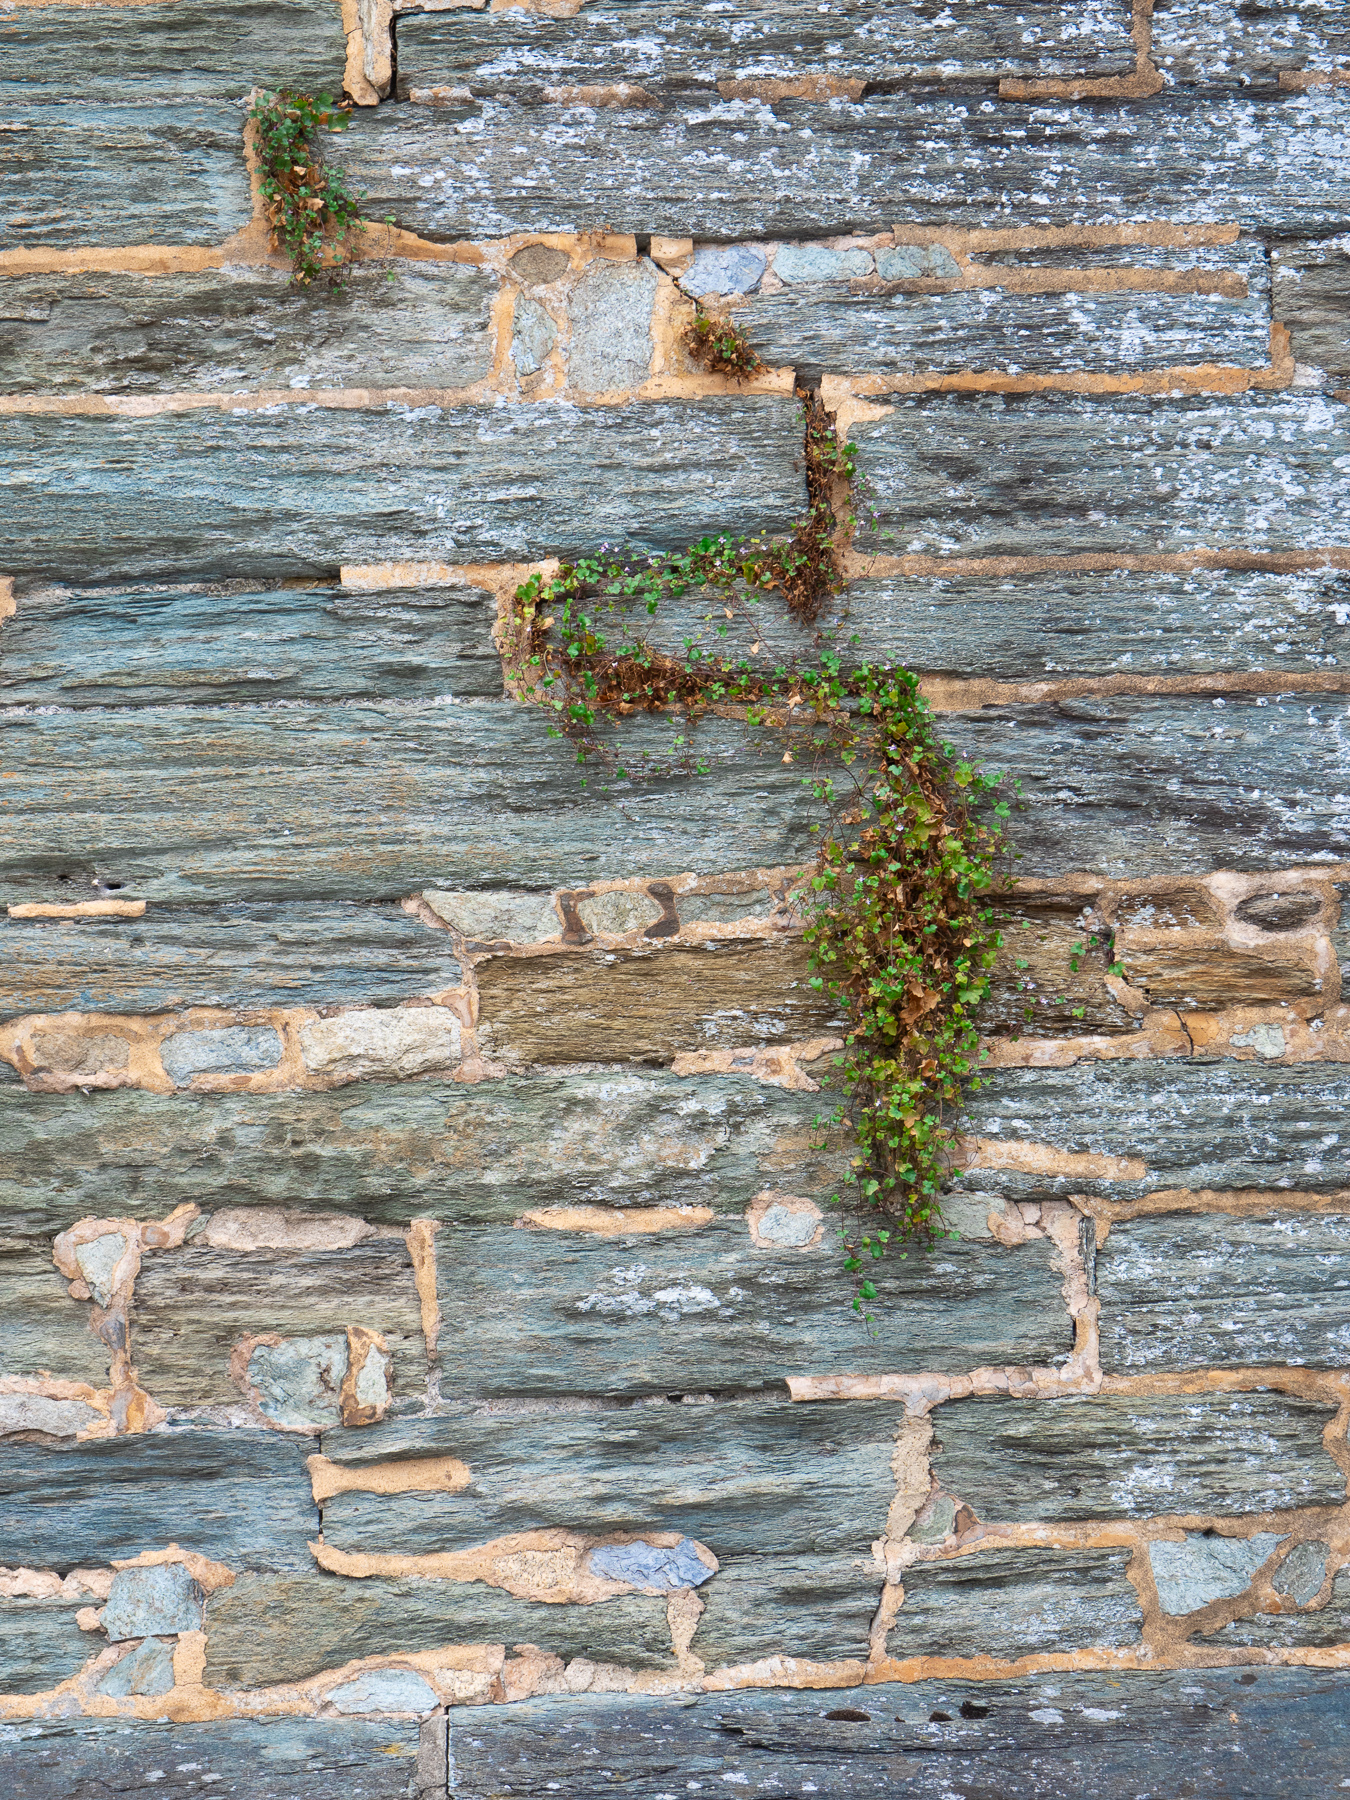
[0,1072,844,1234]
[957,1062,1350,1204]
[890,1548,1141,1657]
[0,1246,109,1387]
[1097,1211,1350,1373]
[0,398,805,584]
[0,705,817,903]
[851,393,1350,560]
[1273,237,1350,380]
[0,1428,316,1571]
[332,91,1350,241]
[0,1598,93,1696]
[430,1219,1069,1397]
[929,1392,1346,1522]
[0,103,253,251]
[1154,0,1350,87]
[0,265,498,397]
[0,902,463,1020]
[396,1,1135,97]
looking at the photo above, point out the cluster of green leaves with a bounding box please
[249,89,364,285]
[684,304,764,380]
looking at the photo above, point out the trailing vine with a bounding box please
[505,392,1013,1316]
[249,89,364,285]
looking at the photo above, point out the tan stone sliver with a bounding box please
[307,1452,471,1504]
[6,898,146,920]
[959,1139,1147,1181]
[516,1205,715,1235]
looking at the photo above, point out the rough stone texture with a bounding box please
[326,1669,440,1715]
[1273,237,1350,380]
[97,1636,175,1698]
[587,1537,710,1591]
[0,1394,101,1440]
[1224,1565,1350,1648]
[476,939,844,1065]
[690,1551,881,1668]
[0,1073,843,1232]
[204,1571,673,1688]
[0,104,253,251]
[0,265,497,396]
[0,1599,93,1696]
[1153,0,1350,86]
[929,1393,1346,1522]
[1148,1532,1283,1616]
[981,897,1137,1039]
[565,259,658,394]
[0,1430,316,1571]
[430,1221,1068,1397]
[0,1246,110,1386]
[131,1237,423,1409]
[320,1393,905,1560]
[422,889,559,944]
[101,1563,204,1642]
[1097,1212,1350,1373]
[853,393,1350,560]
[395,2,1136,96]
[890,1549,1142,1657]
[159,1025,282,1084]
[298,1005,462,1080]
[333,92,1350,242]
[0,902,464,1020]
[1,1,347,101]
[958,1062,1350,1205]
[0,398,805,583]
[0,583,504,709]
[246,1334,353,1433]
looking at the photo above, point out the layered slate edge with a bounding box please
[2,0,1350,1783]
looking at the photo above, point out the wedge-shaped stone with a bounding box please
[852,393,1350,560]
[1,1,346,101]
[395,1,1135,96]
[889,1548,1141,1657]
[957,1062,1350,1205]
[0,706,816,903]
[1097,1212,1350,1373]
[131,1237,424,1410]
[204,1570,671,1688]
[0,397,803,584]
[428,1221,1067,1397]
[477,939,843,1065]
[319,1392,905,1558]
[929,1393,1345,1522]
[0,1072,842,1235]
[0,1246,109,1387]
[690,1550,880,1670]
[0,1428,315,1570]
[1273,237,1350,380]
[332,91,1350,241]
[0,265,497,397]
[0,104,252,251]
[1153,0,1350,87]
[0,1598,93,1696]
[0,903,462,1021]
[1224,1565,1350,1647]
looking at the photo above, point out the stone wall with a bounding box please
[2,1,1350,1793]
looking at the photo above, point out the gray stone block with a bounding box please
[1148,1532,1283,1616]
[1275,1539,1332,1605]
[159,1026,283,1084]
[246,1334,350,1433]
[1153,0,1350,87]
[691,1550,880,1668]
[890,1548,1142,1657]
[773,244,875,284]
[1273,237,1350,379]
[682,246,767,298]
[101,1563,205,1641]
[326,1669,440,1715]
[422,889,560,944]
[566,259,658,393]
[587,1537,710,1591]
[0,1599,93,1696]
[96,1636,175,1698]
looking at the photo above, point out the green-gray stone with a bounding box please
[690,1551,880,1669]
[1152,0,1350,87]
[1223,1565,1350,1648]
[0,1246,108,1387]
[1273,237,1350,379]
[0,1598,93,1696]
[889,1549,1141,1656]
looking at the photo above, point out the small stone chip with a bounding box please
[588,1538,712,1591]
[326,1669,440,1715]
[98,1636,176,1698]
[160,1026,283,1084]
[102,1564,204,1643]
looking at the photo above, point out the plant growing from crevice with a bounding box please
[683,302,764,380]
[250,89,364,286]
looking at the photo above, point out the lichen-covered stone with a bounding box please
[0,1599,93,1697]
[160,1025,282,1085]
[1153,0,1350,86]
[1147,1532,1283,1616]
[890,1549,1141,1656]
[298,1006,462,1081]
[101,1563,204,1642]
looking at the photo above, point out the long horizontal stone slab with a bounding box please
[0,1072,843,1235]
[0,1428,316,1571]
[394,1,1136,95]
[0,583,503,710]
[889,1548,1141,1657]
[0,1598,93,1696]
[852,393,1350,560]
[0,902,463,1020]
[929,1392,1345,1522]
[1153,0,1350,88]
[204,1571,672,1688]
[0,265,498,397]
[956,1062,1350,1204]
[0,399,804,584]
[0,104,253,251]
[332,91,1350,241]
[319,1392,905,1558]
[429,1219,1069,1397]
[0,706,817,903]
[1,1,347,101]
[1097,1211,1350,1373]
[1273,237,1350,381]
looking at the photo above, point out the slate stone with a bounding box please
[430,1219,1068,1398]
[587,1538,710,1590]
[1148,1532,1283,1616]
[0,1429,316,1572]
[890,1549,1141,1657]
[0,1071,842,1233]
[690,1550,880,1668]
[203,1571,672,1688]
[565,259,658,393]
[0,1598,92,1696]
[1272,237,1350,380]
[421,889,560,944]
[928,1392,1345,1523]
[247,1335,350,1433]
[981,896,1137,1040]
[852,393,1350,560]
[1152,0,1350,87]
[96,1637,175,1698]
[0,1247,109,1387]
[1224,1564,1350,1648]
[1097,1212,1350,1373]
[394,1,1137,97]
[0,397,804,584]
[159,1026,283,1085]
[332,91,1350,242]
[0,902,464,1020]
[476,938,844,1065]
[130,1238,424,1410]
[0,103,253,251]
[676,889,775,924]
[511,296,556,376]
[0,705,819,903]
[682,246,767,298]
[0,1,347,101]
[101,1563,204,1642]
[319,1393,905,1560]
